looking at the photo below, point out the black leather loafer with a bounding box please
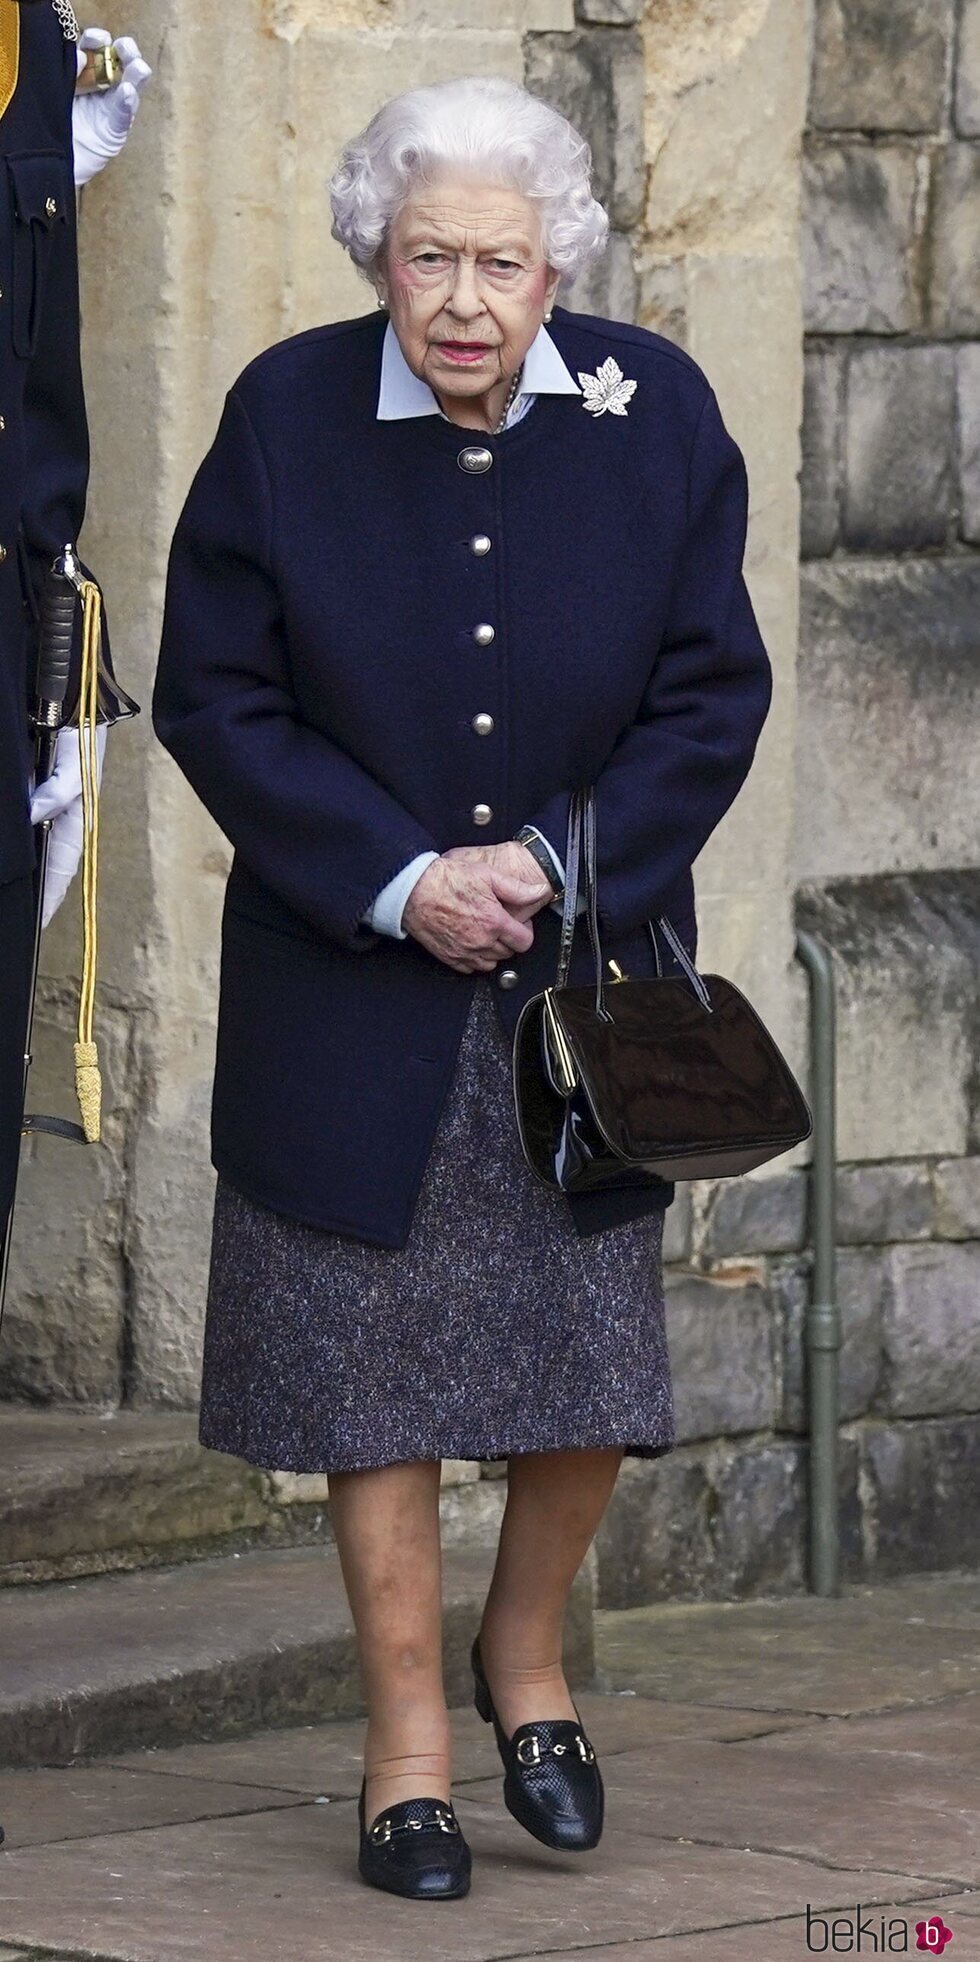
[357,1779,472,1899]
[471,1635,604,1851]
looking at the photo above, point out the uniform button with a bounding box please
[0,544,7,563]
[473,622,495,645]
[458,446,493,474]
[472,803,493,825]
[0,417,5,433]
[498,967,519,990]
[45,196,58,217]
[472,712,494,736]
[469,533,491,555]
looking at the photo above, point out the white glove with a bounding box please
[30,724,108,930]
[73,30,152,189]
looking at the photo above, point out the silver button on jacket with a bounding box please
[473,622,495,645]
[497,968,519,989]
[469,533,491,555]
[458,446,493,474]
[472,803,493,825]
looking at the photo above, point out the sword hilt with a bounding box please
[36,570,77,713]
[33,549,83,782]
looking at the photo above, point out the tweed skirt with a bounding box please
[198,977,675,1474]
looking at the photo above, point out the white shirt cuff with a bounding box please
[363,851,439,939]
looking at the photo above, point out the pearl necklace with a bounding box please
[492,364,524,435]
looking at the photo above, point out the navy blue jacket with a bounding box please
[0,1,87,888]
[153,303,772,1246]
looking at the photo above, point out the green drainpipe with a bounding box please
[795,930,841,1597]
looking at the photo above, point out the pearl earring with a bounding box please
[544,309,553,322]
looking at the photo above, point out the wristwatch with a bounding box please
[514,825,565,901]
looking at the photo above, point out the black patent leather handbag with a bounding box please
[512,786,813,1194]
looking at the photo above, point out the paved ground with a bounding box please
[0,1570,977,1961]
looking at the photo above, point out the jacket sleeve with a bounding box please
[18,115,89,630]
[152,388,441,949]
[527,385,773,938]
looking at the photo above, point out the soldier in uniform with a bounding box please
[0,0,149,1245]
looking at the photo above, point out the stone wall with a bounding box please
[797,0,980,1563]
[595,0,980,1605]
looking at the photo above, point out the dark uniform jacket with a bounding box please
[153,303,773,1247]
[0,0,87,888]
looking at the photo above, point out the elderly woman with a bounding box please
[153,74,771,1900]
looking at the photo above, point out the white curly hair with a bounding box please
[328,74,609,289]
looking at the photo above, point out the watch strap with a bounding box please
[515,826,565,899]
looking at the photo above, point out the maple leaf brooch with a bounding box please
[578,355,637,417]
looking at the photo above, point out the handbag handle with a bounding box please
[553,786,713,1014]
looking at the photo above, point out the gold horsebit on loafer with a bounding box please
[369,1805,461,1844]
[515,1731,596,1767]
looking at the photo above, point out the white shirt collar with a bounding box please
[376,316,581,421]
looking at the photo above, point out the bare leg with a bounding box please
[478,1446,623,1737]
[328,1458,451,1822]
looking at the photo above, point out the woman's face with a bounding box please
[380,174,561,401]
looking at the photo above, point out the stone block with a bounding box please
[957,0,980,135]
[267,1472,332,1507]
[525,28,645,229]
[794,873,980,1162]
[596,1436,817,1606]
[957,343,980,542]
[801,345,843,558]
[662,1183,692,1265]
[843,344,955,550]
[664,1268,776,1442]
[595,1446,715,1607]
[561,228,638,322]
[438,1477,507,1548]
[809,0,953,134]
[636,253,688,347]
[803,141,922,333]
[775,1248,885,1432]
[706,1438,809,1597]
[699,1173,807,1259]
[880,1242,980,1416]
[933,1158,980,1239]
[0,1411,274,1583]
[575,0,641,20]
[127,1089,218,1407]
[797,563,980,880]
[0,996,131,1406]
[862,1415,980,1575]
[836,1430,867,1581]
[836,1162,934,1245]
[929,143,980,334]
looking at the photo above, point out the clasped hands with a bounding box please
[403,843,554,974]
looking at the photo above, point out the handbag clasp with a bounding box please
[542,988,578,1097]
